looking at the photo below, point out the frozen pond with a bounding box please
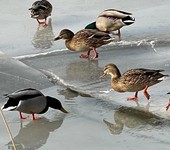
[0,0,170,149]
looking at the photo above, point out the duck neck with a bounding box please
[46,96,62,110]
[65,39,76,51]
[65,40,73,50]
[111,76,120,86]
[110,70,123,92]
[110,69,121,80]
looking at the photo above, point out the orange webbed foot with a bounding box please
[90,52,98,60]
[127,97,138,102]
[127,92,138,102]
[32,113,42,120]
[80,53,89,59]
[19,112,29,120]
[32,117,42,120]
[166,104,170,111]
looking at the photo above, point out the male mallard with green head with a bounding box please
[85,9,135,40]
[100,64,168,101]
[1,88,68,120]
[54,29,114,60]
[29,0,52,26]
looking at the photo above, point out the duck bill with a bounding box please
[54,36,62,41]
[60,107,68,113]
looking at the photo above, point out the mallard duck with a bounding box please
[100,64,168,101]
[85,9,135,39]
[166,92,170,111]
[29,0,52,26]
[54,29,114,60]
[1,88,68,120]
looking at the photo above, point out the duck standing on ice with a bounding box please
[54,29,114,60]
[1,88,68,120]
[100,64,168,101]
[85,9,135,40]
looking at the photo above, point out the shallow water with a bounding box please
[1,0,170,150]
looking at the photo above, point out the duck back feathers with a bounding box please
[2,88,47,114]
[71,29,112,50]
[100,9,132,18]
[4,88,43,100]
[121,68,167,87]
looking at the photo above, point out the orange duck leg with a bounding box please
[127,91,138,102]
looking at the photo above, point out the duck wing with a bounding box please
[92,30,111,38]
[121,68,167,85]
[74,29,110,41]
[4,88,43,100]
[100,9,132,19]
[86,30,113,46]
[2,88,45,111]
[105,9,132,15]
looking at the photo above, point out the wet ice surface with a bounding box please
[0,86,167,150]
[1,0,170,149]
[21,44,170,118]
[2,86,170,150]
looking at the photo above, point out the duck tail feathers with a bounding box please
[158,74,169,81]
[104,37,115,42]
[1,106,17,111]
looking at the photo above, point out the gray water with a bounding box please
[0,0,170,149]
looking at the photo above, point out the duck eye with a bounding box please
[60,33,65,37]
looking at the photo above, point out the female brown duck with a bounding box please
[100,64,168,101]
[54,29,114,60]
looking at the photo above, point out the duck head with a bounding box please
[54,29,74,41]
[29,4,48,18]
[46,96,68,113]
[100,64,121,79]
[122,16,135,26]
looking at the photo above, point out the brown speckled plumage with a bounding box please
[54,29,114,60]
[101,64,168,101]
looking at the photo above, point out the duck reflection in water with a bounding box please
[103,106,162,135]
[58,88,91,101]
[32,18,55,49]
[65,60,101,82]
[6,115,66,150]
